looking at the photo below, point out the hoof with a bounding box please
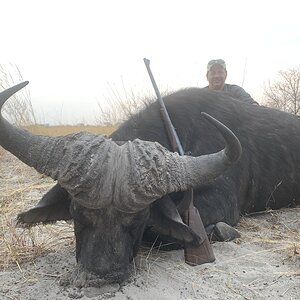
[213,222,240,241]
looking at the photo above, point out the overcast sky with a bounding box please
[1,0,299,124]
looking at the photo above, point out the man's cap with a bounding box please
[207,59,226,72]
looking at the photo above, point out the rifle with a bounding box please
[143,58,215,265]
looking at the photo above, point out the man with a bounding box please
[206,59,259,105]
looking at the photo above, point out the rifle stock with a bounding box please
[143,58,215,265]
[182,192,215,265]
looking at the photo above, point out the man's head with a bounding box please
[206,59,227,90]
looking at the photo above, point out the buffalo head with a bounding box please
[0,82,241,286]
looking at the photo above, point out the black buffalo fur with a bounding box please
[111,88,300,228]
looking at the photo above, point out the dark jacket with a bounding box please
[206,84,259,105]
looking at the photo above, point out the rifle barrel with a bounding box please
[143,58,184,155]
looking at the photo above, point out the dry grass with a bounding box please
[237,209,300,263]
[0,124,116,161]
[0,216,74,273]
[0,151,74,271]
[0,218,74,270]
[25,124,117,136]
[0,179,74,269]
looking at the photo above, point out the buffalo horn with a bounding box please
[0,83,242,213]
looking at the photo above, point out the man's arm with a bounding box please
[226,84,259,105]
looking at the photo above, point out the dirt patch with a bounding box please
[0,152,299,299]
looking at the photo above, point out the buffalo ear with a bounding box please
[17,183,72,225]
[146,196,203,247]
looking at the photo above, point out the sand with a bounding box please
[0,151,299,300]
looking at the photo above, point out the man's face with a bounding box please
[206,64,227,90]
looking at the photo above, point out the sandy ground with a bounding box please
[0,151,299,300]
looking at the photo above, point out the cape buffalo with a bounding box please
[0,82,242,287]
